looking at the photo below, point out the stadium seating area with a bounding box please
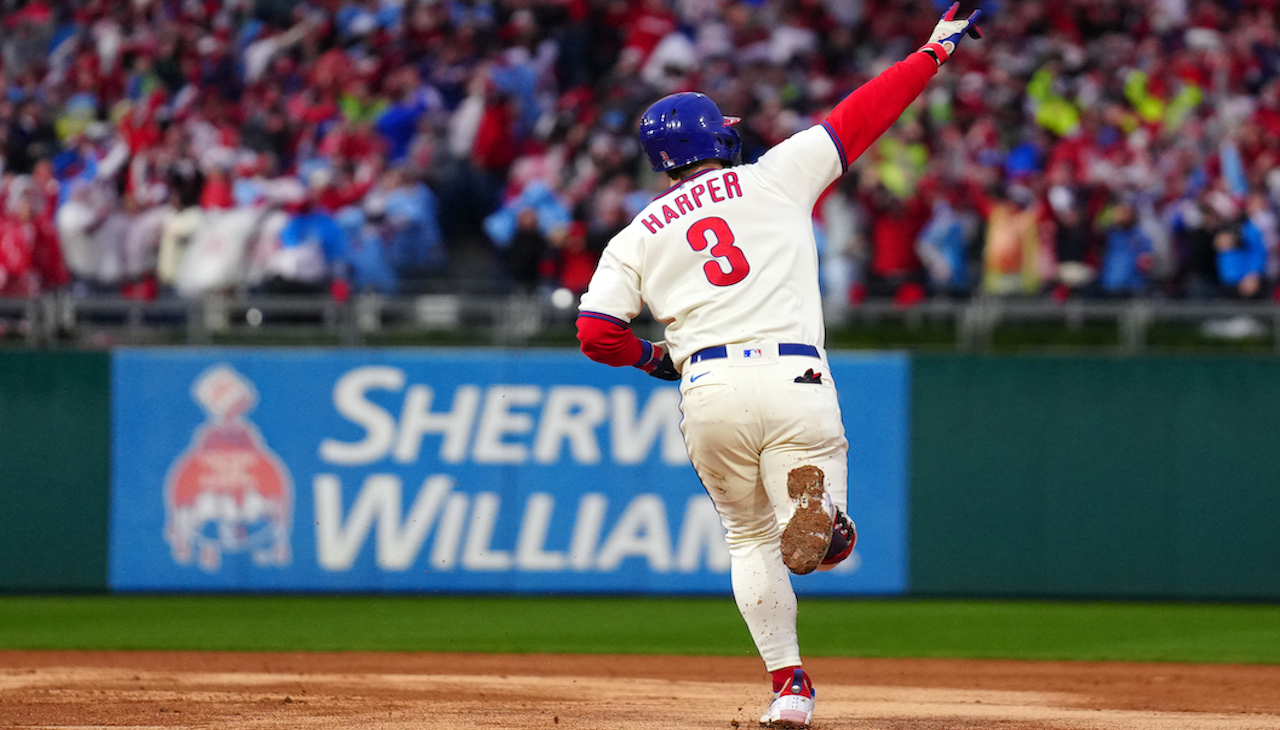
[2,0,1280,313]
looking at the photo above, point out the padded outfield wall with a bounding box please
[909,355,1280,600]
[1,349,1278,599]
[0,351,110,592]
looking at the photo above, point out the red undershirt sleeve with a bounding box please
[821,52,939,168]
[576,311,646,368]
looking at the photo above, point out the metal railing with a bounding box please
[833,298,1280,353]
[3,293,1280,353]
[0,292,582,348]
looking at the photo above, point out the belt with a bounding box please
[689,343,819,364]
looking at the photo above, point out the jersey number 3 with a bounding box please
[687,217,750,286]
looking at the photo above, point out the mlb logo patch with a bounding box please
[742,348,763,358]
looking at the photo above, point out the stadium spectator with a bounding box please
[4,101,57,176]
[1217,197,1271,299]
[55,180,108,293]
[157,191,203,294]
[548,220,599,296]
[355,165,448,290]
[1099,202,1156,296]
[1046,163,1096,298]
[1177,197,1228,299]
[0,193,37,297]
[506,206,550,293]
[262,195,346,296]
[980,184,1043,296]
[337,198,399,294]
[858,177,928,303]
[916,194,970,296]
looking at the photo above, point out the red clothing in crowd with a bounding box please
[0,218,37,296]
[31,217,68,291]
[556,248,599,295]
[316,178,375,212]
[1254,100,1280,140]
[318,123,384,161]
[118,93,166,153]
[865,195,928,278]
[200,173,235,209]
[623,0,678,62]
[473,100,518,172]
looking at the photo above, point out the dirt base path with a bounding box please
[2,651,1279,729]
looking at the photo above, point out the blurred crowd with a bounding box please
[2,0,1280,309]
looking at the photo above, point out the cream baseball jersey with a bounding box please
[579,125,844,370]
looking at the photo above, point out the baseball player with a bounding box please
[576,5,982,727]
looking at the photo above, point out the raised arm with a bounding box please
[822,3,983,166]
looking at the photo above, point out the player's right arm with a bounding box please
[820,55,938,171]
[824,3,981,163]
[755,3,982,204]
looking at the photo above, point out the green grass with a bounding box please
[2,596,1279,664]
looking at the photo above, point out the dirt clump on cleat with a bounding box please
[780,466,832,575]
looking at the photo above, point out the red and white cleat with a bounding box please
[759,668,815,728]
[818,508,857,571]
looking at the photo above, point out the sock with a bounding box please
[771,666,804,693]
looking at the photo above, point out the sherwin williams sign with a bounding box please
[110,349,909,594]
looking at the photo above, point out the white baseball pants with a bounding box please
[678,343,849,671]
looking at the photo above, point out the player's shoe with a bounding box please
[759,668,815,728]
[818,508,857,571]
[780,466,833,575]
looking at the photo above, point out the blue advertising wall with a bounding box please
[110,349,909,595]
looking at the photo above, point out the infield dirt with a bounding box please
[1,651,1279,729]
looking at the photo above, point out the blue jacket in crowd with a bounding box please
[1218,220,1269,286]
[1101,225,1154,293]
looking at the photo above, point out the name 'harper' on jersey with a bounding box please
[640,170,744,234]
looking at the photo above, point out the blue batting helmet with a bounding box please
[638,92,742,173]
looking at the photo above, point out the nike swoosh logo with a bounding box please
[690,372,709,382]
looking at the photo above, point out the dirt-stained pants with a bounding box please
[678,343,848,671]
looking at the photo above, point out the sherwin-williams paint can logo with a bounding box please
[164,365,294,572]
